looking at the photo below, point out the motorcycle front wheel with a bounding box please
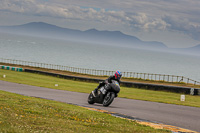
[103,92,115,107]
[88,93,95,104]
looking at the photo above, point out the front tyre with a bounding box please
[88,93,95,104]
[103,92,115,107]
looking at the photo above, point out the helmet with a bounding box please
[115,71,122,80]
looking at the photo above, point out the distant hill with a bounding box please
[0,22,167,50]
[1,22,200,55]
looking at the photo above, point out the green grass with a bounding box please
[0,91,170,132]
[1,69,200,108]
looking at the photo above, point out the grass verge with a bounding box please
[1,69,200,108]
[0,90,170,132]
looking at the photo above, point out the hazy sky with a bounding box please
[0,0,200,48]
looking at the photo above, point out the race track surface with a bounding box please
[0,80,200,132]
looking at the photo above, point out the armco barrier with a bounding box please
[1,65,23,72]
[6,66,10,70]
[16,68,23,72]
[24,69,200,95]
[11,67,16,71]
[2,65,5,69]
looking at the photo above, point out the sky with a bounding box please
[0,0,200,48]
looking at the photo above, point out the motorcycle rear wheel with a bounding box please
[103,92,115,107]
[88,93,95,104]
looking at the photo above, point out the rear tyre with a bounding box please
[88,93,95,104]
[103,92,115,107]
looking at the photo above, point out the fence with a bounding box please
[0,58,200,86]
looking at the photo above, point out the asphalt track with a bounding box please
[0,80,200,132]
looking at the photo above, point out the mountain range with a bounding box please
[0,22,199,55]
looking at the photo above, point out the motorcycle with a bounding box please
[88,80,120,107]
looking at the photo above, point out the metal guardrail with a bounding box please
[0,58,200,85]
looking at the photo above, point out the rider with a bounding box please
[92,70,122,97]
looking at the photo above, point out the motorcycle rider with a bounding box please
[92,70,122,97]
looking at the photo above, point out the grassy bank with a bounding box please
[1,62,200,88]
[0,91,170,132]
[1,69,200,107]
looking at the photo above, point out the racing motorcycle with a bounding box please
[88,80,120,107]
